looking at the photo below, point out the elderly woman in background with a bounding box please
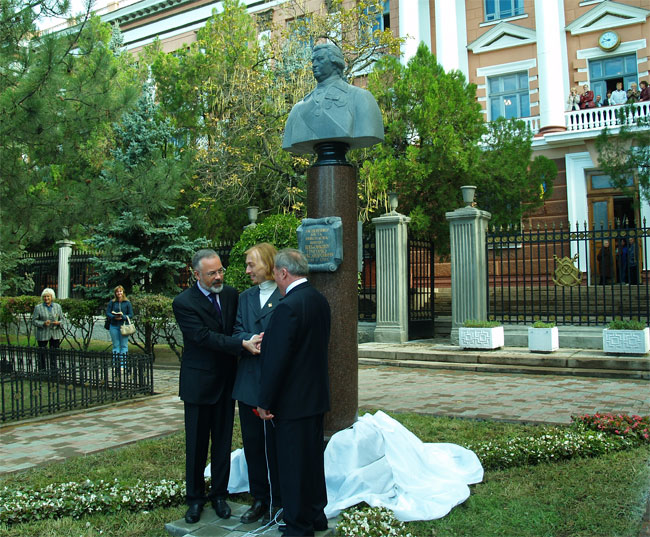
[32,288,64,370]
[106,285,134,360]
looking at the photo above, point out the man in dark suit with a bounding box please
[172,249,261,524]
[232,243,282,524]
[257,249,331,536]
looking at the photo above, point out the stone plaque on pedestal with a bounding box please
[297,217,343,272]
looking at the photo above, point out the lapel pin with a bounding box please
[268,303,272,307]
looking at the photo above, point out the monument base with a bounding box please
[307,164,359,437]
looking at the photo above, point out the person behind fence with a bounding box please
[596,240,613,285]
[256,249,331,537]
[579,84,596,109]
[627,82,640,103]
[106,285,134,361]
[232,243,282,525]
[628,237,639,285]
[172,249,262,525]
[617,239,629,284]
[32,288,64,370]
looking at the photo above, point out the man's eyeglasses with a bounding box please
[204,268,226,277]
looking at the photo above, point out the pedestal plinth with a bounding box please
[307,164,358,437]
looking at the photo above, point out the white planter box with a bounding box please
[603,328,650,355]
[528,327,559,353]
[459,326,504,350]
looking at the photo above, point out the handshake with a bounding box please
[242,332,263,355]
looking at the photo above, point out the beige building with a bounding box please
[88,0,649,243]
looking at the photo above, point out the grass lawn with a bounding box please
[0,412,648,537]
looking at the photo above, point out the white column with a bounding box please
[372,211,411,343]
[434,0,468,79]
[535,0,569,130]
[399,0,432,63]
[57,238,74,299]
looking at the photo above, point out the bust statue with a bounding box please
[282,43,384,161]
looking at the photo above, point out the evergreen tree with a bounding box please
[364,44,556,247]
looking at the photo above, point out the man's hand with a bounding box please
[256,407,275,420]
[242,334,262,355]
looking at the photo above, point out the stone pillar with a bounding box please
[372,211,411,343]
[307,165,358,437]
[446,205,491,344]
[434,0,469,80]
[534,0,569,133]
[399,0,431,63]
[57,238,74,299]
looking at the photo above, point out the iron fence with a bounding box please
[0,346,154,423]
[408,236,435,338]
[21,251,58,296]
[359,232,376,322]
[487,221,650,325]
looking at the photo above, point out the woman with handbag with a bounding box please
[106,285,134,362]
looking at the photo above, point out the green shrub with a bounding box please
[226,213,300,292]
[532,320,556,328]
[129,294,180,360]
[607,319,646,330]
[463,319,501,328]
[58,298,103,350]
[0,295,41,345]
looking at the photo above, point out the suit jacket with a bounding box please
[172,284,241,405]
[32,302,64,341]
[258,282,331,419]
[232,284,281,407]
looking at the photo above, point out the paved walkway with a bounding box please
[2,361,649,474]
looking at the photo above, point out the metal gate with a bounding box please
[407,236,435,339]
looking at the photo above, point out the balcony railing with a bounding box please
[522,102,650,135]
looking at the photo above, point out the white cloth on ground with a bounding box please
[213,410,484,522]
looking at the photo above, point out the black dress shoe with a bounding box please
[184,504,202,524]
[212,497,231,519]
[240,499,268,524]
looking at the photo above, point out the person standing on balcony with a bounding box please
[579,84,596,109]
[627,82,640,103]
[567,87,580,111]
[640,81,650,102]
[32,288,64,370]
[610,82,627,105]
[603,91,613,106]
[594,95,603,107]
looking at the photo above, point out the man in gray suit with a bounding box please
[232,243,282,524]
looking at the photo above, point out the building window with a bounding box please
[488,71,530,120]
[371,0,390,32]
[484,0,524,22]
[588,53,638,103]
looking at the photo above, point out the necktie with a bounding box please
[209,293,222,318]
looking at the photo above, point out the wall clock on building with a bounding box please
[598,30,620,51]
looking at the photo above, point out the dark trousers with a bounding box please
[37,339,60,370]
[238,401,282,507]
[184,399,235,506]
[272,414,327,537]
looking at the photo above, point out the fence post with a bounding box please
[446,191,491,344]
[372,209,411,343]
[57,236,74,299]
